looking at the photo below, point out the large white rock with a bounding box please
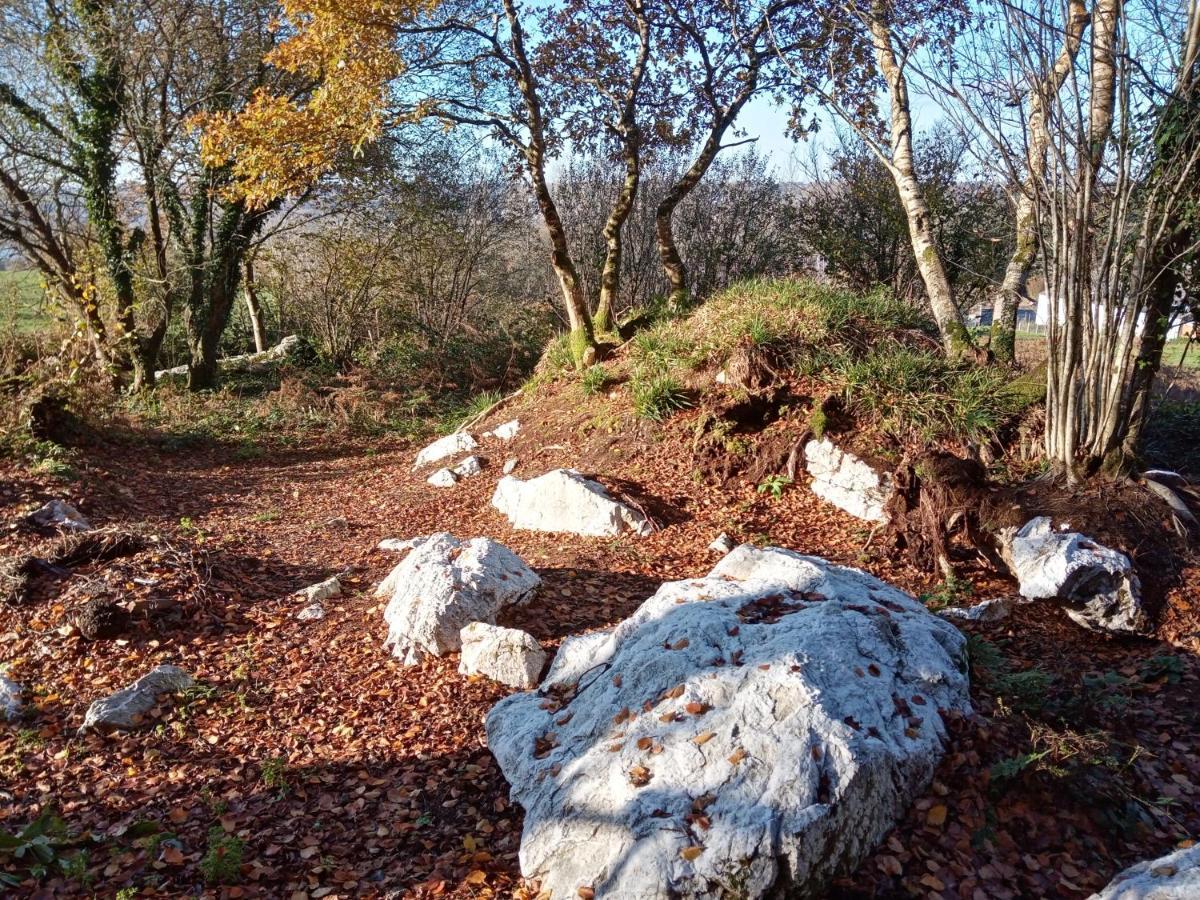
[459,622,547,689]
[1003,517,1146,633]
[378,533,541,666]
[486,544,971,899]
[1089,843,1200,899]
[491,469,652,537]
[805,439,893,522]
[80,665,194,734]
[27,499,92,532]
[1,671,21,721]
[413,432,478,470]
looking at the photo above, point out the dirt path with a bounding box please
[2,406,1198,897]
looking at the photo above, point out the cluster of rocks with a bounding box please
[412,422,520,488]
[800,438,1148,634]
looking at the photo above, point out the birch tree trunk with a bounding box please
[868,1,973,357]
[990,0,1090,362]
[244,255,267,353]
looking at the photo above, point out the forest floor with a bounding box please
[2,377,1200,899]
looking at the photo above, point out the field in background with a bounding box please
[0,269,53,334]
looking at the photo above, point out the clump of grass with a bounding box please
[580,364,610,396]
[631,374,691,421]
[833,346,1017,442]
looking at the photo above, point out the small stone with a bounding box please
[427,468,458,488]
[1089,842,1200,898]
[709,533,736,554]
[488,420,520,441]
[452,456,483,478]
[503,458,519,475]
[1001,517,1146,633]
[1,670,22,721]
[805,439,892,522]
[939,598,1010,623]
[296,603,326,621]
[298,576,341,604]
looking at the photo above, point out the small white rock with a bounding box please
[459,622,546,689]
[708,532,736,554]
[488,420,520,441]
[939,598,1011,623]
[427,467,458,488]
[452,455,483,478]
[1,670,22,721]
[502,458,518,475]
[413,432,478,470]
[296,603,326,621]
[298,575,341,604]
[805,439,893,522]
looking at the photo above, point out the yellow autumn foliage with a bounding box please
[197,1,436,208]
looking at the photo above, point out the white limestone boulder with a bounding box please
[805,439,893,522]
[491,469,652,537]
[80,665,194,734]
[1002,517,1146,633]
[413,432,478,470]
[298,575,341,604]
[486,544,971,899]
[459,623,547,689]
[1089,843,1200,899]
[27,499,92,532]
[377,533,541,666]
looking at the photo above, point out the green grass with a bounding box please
[0,269,53,334]
[1161,338,1199,369]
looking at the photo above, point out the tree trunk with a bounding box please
[244,256,267,352]
[868,2,972,357]
[990,0,1090,363]
[502,0,595,366]
[595,141,640,333]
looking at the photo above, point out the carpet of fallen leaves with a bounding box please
[2,377,1198,898]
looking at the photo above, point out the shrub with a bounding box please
[199,826,244,885]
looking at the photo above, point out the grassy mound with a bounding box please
[567,278,1036,445]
